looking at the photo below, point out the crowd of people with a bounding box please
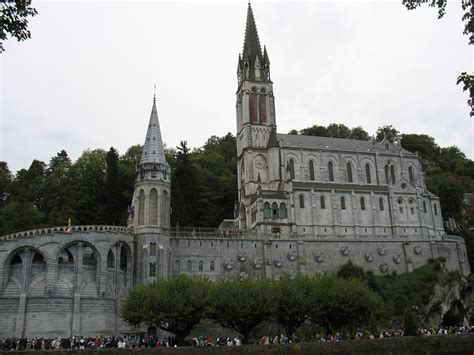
[0,325,472,351]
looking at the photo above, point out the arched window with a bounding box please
[210,261,215,271]
[360,197,366,211]
[309,160,315,181]
[150,242,157,256]
[289,159,295,180]
[107,250,114,268]
[299,195,305,208]
[423,201,427,213]
[249,93,258,123]
[279,203,287,219]
[409,199,415,215]
[264,202,271,219]
[271,203,279,219]
[161,190,168,227]
[187,260,192,271]
[328,161,334,182]
[347,162,353,183]
[434,203,438,216]
[149,188,158,225]
[175,260,180,272]
[149,263,156,277]
[408,166,415,185]
[259,94,267,123]
[199,261,204,271]
[320,195,326,209]
[365,164,371,184]
[390,165,396,184]
[340,197,346,210]
[138,189,145,226]
[379,198,384,211]
[398,198,403,214]
[384,165,390,184]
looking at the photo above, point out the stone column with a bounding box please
[263,241,273,279]
[297,241,306,275]
[72,243,83,336]
[15,249,31,337]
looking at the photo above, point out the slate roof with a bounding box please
[242,2,263,64]
[140,95,167,165]
[277,134,415,155]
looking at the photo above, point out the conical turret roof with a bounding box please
[140,95,167,165]
[242,2,263,63]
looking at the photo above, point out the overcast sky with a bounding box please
[1,0,472,173]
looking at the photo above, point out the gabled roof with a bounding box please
[140,95,167,165]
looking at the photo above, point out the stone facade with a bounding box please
[0,2,470,339]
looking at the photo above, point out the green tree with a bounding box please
[402,307,417,336]
[326,123,351,139]
[274,276,312,338]
[299,125,328,137]
[337,260,367,281]
[376,125,399,142]
[122,276,213,346]
[211,278,276,343]
[0,200,44,235]
[0,0,38,53]
[349,126,370,140]
[103,147,124,225]
[0,161,12,206]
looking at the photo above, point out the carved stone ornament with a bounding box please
[365,253,374,263]
[393,254,401,264]
[377,246,386,256]
[314,254,324,263]
[223,260,234,270]
[379,263,389,273]
[340,246,350,256]
[239,272,249,280]
[237,252,247,262]
[414,246,422,255]
[252,258,263,269]
[273,257,284,268]
[287,250,297,261]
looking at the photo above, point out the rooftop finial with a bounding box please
[153,83,157,103]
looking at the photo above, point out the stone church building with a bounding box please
[0,3,470,339]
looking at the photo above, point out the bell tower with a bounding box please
[236,2,281,229]
[128,93,171,283]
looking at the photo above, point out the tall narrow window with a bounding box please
[320,195,326,209]
[264,202,271,219]
[175,260,180,272]
[434,204,438,216]
[341,197,346,210]
[309,160,315,181]
[328,161,334,182]
[187,260,192,271]
[161,190,168,227]
[149,263,156,277]
[423,201,427,213]
[360,197,366,211]
[398,199,403,214]
[390,165,396,184]
[210,261,215,271]
[347,163,353,183]
[249,93,258,123]
[149,188,158,225]
[366,164,371,184]
[279,203,287,219]
[379,198,384,211]
[299,195,305,208]
[408,166,415,185]
[138,189,145,226]
[289,159,295,180]
[150,242,157,256]
[199,261,203,271]
[385,165,390,184]
[259,94,267,123]
[271,203,279,219]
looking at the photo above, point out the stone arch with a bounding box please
[107,242,132,289]
[4,247,46,296]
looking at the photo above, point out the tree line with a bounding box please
[121,259,452,345]
[0,124,472,236]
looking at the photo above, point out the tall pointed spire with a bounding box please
[242,2,263,63]
[140,94,166,165]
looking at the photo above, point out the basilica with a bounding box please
[0,3,469,339]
